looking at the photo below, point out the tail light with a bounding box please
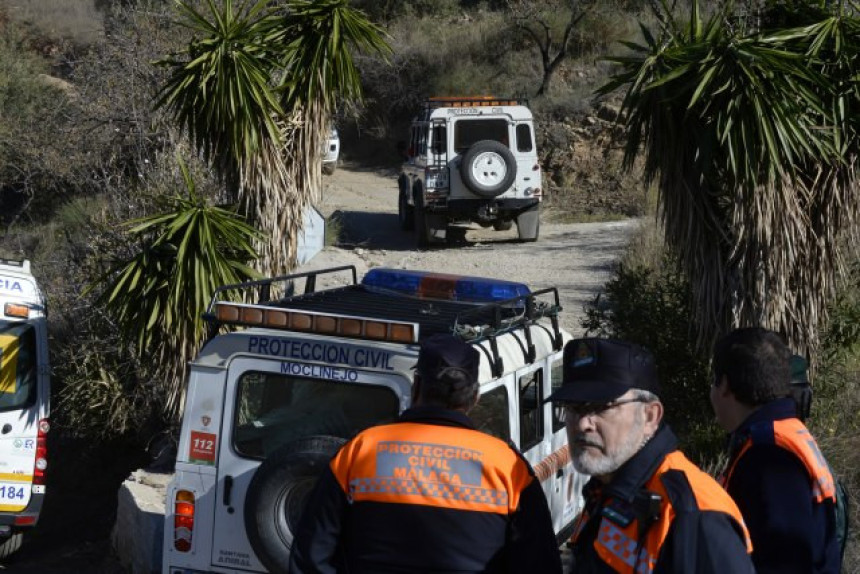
[33,419,49,485]
[174,490,195,552]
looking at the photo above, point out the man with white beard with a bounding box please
[547,338,755,573]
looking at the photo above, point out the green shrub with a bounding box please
[581,223,721,463]
[586,221,860,567]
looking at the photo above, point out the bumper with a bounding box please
[427,197,539,220]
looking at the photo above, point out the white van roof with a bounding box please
[0,258,45,308]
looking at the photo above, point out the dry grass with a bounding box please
[1,0,103,44]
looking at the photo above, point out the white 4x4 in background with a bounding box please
[398,97,542,247]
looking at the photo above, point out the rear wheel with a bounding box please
[516,204,540,242]
[492,219,513,231]
[244,435,346,573]
[398,188,414,231]
[0,532,23,560]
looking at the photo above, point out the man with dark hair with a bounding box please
[711,327,841,574]
[548,337,754,573]
[288,333,563,574]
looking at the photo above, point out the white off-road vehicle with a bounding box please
[163,266,584,573]
[398,97,543,247]
[0,259,50,559]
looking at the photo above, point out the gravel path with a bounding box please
[301,164,640,334]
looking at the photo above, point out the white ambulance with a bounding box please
[0,259,50,558]
[163,266,585,573]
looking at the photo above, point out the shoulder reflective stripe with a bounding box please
[595,519,656,573]
[725,419,836,503]
[656,451,753,553]
[349,477,508,506]
[772,420,836,502]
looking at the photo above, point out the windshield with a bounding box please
[233,371,400,458]
[0,320,38,411]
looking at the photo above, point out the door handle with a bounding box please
[223,475,233,507]
[1,424,11,435]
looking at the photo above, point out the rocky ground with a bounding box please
[1,164,639,573]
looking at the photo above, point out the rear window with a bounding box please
[454,119,509,153]
[0,320,38,411]
[233,372,400,458]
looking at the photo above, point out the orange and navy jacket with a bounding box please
[720,398,841,574]
[570,424,754,574]
[287,406,563,574]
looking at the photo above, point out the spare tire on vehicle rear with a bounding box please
[244,435,346,573]
[459,140,517,198]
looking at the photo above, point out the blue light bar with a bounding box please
[361,268,530,303]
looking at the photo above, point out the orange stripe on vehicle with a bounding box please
[0,503,27,512]
[534,446,571,482]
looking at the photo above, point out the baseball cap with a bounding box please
[546,338,660,403]
[414,334,480,385]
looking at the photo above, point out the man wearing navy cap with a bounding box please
[289,334,562,574]
[548,338,755,573]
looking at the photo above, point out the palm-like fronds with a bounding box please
[154,0,284,198]
[155,0,391,277]
[276,0,391,110]
[601,0,860,358]
[89,157,262,418]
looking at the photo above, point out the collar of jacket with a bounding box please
[585,423,680,504]
[398,405,477,430]
[728,397,797,452]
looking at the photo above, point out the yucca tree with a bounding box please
[91,157,262,419]
[155,0,390,276]
[600,0,859,359]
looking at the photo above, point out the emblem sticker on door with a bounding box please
[189,431,217,465]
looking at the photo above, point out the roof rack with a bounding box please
[203,266,563,372]
[454,287,563,377]
[424,96,527,109]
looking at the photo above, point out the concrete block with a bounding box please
[112,470,171,574]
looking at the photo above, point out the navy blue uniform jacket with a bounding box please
[724,398,840,574]
[287,406,563,574]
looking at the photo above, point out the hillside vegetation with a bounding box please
[0,0,857,569]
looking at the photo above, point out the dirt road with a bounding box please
[302,164,639,334]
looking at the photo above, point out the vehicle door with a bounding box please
[0,320,42,513]
[512,120,541,197]
[548,353,586,534]
[514,363,555,496]
[211,355,407,570]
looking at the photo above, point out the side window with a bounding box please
[0,321,38,411]
[431,124,447,155]
[418,125,428,156]
[471,385,510,441]
[519,369,543,450]
[516,124,533,153]
[551,358,565,432]
[409,126,419,157]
